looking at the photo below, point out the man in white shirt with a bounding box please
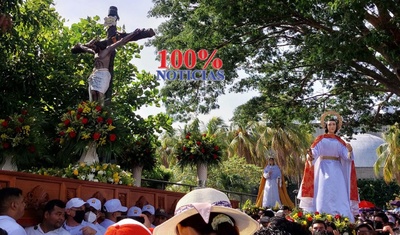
[25,199,70,235]
[100,199,127,229]
[84,198,105,235]
[0,187,27,235]
[62,198,102,235]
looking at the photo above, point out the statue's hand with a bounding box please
[346,143,353,153]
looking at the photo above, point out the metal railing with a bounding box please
[141,178,258,207]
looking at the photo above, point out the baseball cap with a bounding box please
[87,198,101,211]
[66,198,89,209]
[127,206,142,217]
[155,208,169,218]
[142,204,155,215]
[104,199,128,213]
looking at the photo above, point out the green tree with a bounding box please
[149,0,400,134]
[375,123,400,184]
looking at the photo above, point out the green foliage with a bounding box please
[142,165,173,189]
[358,179,400,209]
[150,0,400,135]
[167,155,262,194]
[375,123,400,183]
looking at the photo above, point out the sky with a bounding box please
[53,0,258,128]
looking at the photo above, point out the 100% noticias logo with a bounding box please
[156,49,225,81]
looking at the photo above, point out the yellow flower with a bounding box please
[81,133,91,140]
[114,178,119,183]
[66,127,75,133]
[103,164,108,170]
[1,133,8,140]
[314,214,322,220]
[326,214,332,221]
[113,172,119,178]
[292,214,298,219]
[70,110,76,115]
[22,125,30,135]
[302,220,308,226]
[96,165,100,170]
[79,162,86,167]
[108,125,116,131]
[83,106,91,114]
[73,169,79,175]
[99,137,106,146]
[43,172,48,176]
[305,214,312,219]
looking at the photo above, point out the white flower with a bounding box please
[98,170,104,175]
[93,179,99,182]
[80,175,86,180]
[119,180,122,184]
[88,174,95,181]
[108,177,113,182]
[91,168,96,173]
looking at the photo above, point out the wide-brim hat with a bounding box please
[153,188,258,235]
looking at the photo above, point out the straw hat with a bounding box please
[153,188,258,235]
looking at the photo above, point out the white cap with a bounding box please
[66,198,88,209]
[87,198,101,211]
[142,204,155,215]
[127,206,142,217]
[103,199,128,213]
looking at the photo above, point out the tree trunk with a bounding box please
[133,165,143,187]
[197,162,208,187]
[79,142,99,163]
[0,154,17,171]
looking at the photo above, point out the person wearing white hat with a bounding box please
[153,188,259,235]
[141,205,156,228]
[63,198,103,235]
[100,199,127,230]
[84,198,106,235]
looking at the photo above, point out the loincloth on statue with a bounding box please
[88,68,111,94]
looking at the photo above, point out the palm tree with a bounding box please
[375,123,400,183]
[225,123,260,164]
[254,122,313,179]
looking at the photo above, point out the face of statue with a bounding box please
[327,121,337,134]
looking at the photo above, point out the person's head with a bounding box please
[268,158,275,165]
[105,218,152,235]
[154,208,169,226]
[356,222,375,235]
[324,119,338,134]
[0,228,8,235]
[280,206,290,215]
[268,216,311,235]
[65,198,89,225]
[312,220,327,234]
[0,187,25,220]
[259,216,270,228]
[85,198,102,223]
[373,212,389,230]
[325,222,336,235]
[42,199,66,230]
[103,199,128,222]
[142,204,155,224]
[153,188,259,235]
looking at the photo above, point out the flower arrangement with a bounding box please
[0,109,42,162]
[56,101,120,159]
[119,134,157,170]
[287,208,355,233]
[175,132,222,168]
[27,162,134,186]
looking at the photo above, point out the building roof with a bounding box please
[349,133,385,168]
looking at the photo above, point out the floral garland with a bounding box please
[27,162,134,186]
[175,132,222,168]
[56,101,120,158]
[287,209,355,233]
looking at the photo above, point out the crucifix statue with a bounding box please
[71,6,155,106]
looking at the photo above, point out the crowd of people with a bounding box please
[2,186,400,235]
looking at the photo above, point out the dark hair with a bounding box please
[0,228,8,235]
[325,221,336,230]
[324,119,338,134]
[0,187,23,214]
[268,217,311,235]
[312,220,327,229]
[44,199,66,214]
[375,212,389,224]
[179,212,239,235]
